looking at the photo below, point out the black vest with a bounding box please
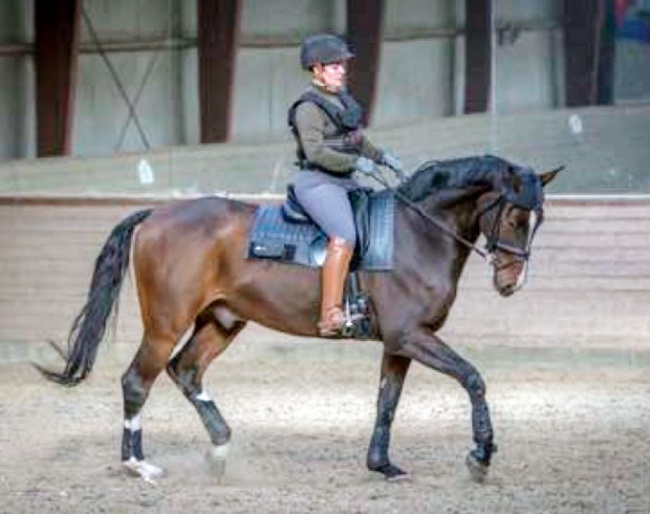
[287,90,364,169]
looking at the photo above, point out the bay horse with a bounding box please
[38,155,560,483]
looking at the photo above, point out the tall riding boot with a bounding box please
[318,237,354,337]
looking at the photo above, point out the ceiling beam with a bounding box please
[347,0,384,126]
[464,0,492,114]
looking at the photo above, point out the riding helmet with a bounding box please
[300,33,354,70]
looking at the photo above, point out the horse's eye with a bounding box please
[505,211,527,230]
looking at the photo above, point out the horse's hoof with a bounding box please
[465,452,489,483]
[206,444,229,480]
[372,463,411,483]
[122,458,164,484]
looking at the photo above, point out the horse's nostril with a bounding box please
[499,285,515,297]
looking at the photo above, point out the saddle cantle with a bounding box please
[247,188,394,271]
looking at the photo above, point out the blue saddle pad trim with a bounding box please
[247,190,394,271]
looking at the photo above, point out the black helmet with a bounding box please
[300,33,354,70]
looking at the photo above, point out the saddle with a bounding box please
[246,187,395,339]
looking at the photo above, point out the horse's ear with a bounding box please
[538,166,564,187]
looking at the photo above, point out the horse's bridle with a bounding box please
[475,194,543,269]
[363,169,542,268]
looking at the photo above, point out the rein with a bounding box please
[363,170,494,262]
[363,168,538,266]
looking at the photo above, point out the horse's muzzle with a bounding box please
[493,259,525,297]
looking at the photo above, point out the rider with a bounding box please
[288,33,403,337]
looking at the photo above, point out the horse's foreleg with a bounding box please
[166,315,246,477]
[367,352,411,481]
[121,335,177,482]
[396,329,495,483]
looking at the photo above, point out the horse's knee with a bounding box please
[462,372,486,399]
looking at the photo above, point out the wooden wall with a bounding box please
[1,197,649,351]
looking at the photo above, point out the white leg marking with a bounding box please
[206,443,229,479]
[124,415,141,431]
[209,443,229,461]
[195,390,212,402]
[122,457,165,484]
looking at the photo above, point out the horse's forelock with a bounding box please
[504,166,545,212]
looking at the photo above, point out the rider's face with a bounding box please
[313,61,347,92]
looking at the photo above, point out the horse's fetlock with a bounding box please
[366,448,389,471]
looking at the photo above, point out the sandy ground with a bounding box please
[0,330,649,514]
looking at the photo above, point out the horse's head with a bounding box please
[476,166,561,297]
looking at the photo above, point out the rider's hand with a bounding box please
[353,156,376,174]
[381,151,404,174]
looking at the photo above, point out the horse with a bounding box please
[37,155,560,483]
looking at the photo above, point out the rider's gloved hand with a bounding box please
[353,156,376,174]
[381,151,404,174]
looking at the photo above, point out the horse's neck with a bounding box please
[424,188,483,243]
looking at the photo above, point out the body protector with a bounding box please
[287,90,364,170]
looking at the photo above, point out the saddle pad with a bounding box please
[247,190,394,271]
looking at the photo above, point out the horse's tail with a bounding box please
[35,209,153,386]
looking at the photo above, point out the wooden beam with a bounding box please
[346,0,384,126]
[197,0,242,143]
[597,0,616,105]
[464,0,492,114]
[563,0,606,106]
[34,0,81,157]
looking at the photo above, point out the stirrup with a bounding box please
[318,306,362,338]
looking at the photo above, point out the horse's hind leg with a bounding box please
[121,333,178,481]
[166,310,246,477]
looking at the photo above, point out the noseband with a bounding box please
[478,194,543,269]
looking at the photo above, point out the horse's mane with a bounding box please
[397,154,543,210]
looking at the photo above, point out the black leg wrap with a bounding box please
[472,403,493,441]
[367,428,390,471]
[121,428,144,461]
[367,374,408,480]
[192,397,231,446]
[461,372,495,466]
[462,372,486,399]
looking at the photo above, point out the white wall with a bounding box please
[73,0,183,156]
[492,0,562,113]
[0,1,33,159]
[374,0,455,124]
[615,40,650,104]
[1,0,641,161]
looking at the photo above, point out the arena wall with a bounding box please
[1,196,648,352]
[1,105,649,196]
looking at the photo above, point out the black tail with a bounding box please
[35,209,153,386]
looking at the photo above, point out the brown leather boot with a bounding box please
[317,237,354,337]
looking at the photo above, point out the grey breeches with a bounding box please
[293,171,359,244]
